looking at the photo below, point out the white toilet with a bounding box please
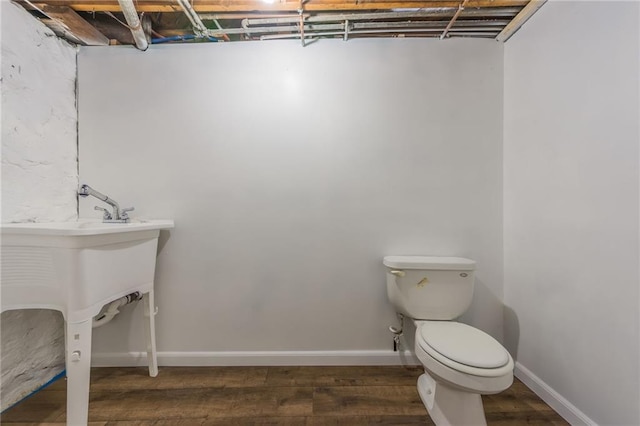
[383,256,514,426]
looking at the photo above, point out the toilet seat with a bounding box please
[417,321,513,378]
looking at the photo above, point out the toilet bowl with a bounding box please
[383,256,514,426]
[414,320,513,425]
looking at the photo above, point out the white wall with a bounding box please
[0,1,78,410]
[503,1,639,425]
[77,39,504,364]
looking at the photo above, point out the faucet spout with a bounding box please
[78,184,122,221]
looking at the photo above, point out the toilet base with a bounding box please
[417,373,487,426]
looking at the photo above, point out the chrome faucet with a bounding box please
[78,184,134,223]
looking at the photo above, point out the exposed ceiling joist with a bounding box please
[26,0,530,13]
[18,0,545,45]
[495,0,546,42]
[37,5,110,45]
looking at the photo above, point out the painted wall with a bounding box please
[0,1,78,410]
[77,39,504,364]
[503,1,639,425]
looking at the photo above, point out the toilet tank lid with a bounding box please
[383,256,476,270]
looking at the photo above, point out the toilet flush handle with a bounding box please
[389,270,405,277]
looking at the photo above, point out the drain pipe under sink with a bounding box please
[93,292,142,328]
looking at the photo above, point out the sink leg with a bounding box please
[65,319,93,426]
[143,290,158,377]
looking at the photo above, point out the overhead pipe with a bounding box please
[177,0,225,41]
[440,0,471,39]
[299,9,305,46]
[196,7,517,41]
[238,7,520,27]
[210,17,231,41]
[259,29,499,41]
[212,21,502,36]
[177,0,207,34]
[117,0,148,50]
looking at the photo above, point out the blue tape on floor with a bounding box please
[1,369,66,413]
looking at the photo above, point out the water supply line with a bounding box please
[440,0,470,39]
[177,0,222,41]
[93,292,142,328]
[389,313,405,352]
[236,8,517,29]
[117,0,148,50]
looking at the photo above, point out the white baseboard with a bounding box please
[514,362,596,426]
[92,350,421,367]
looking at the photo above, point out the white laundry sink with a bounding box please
[1,218,173,321]
[1,218,173,425]
[1,218,173,234]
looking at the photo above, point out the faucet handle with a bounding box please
[94,206,112,220]
[121,207,135,220]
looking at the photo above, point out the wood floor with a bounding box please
[1,366,568,425]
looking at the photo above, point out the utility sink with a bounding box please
[1,218,174,425]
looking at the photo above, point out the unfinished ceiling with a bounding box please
[18,0,546,48]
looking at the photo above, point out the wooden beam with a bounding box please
[41,5,109,45]
[495,0,546,42]
[26,0,529,13]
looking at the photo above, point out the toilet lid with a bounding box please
[419,322,510,369]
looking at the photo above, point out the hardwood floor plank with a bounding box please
[101,420,308,426]
[483,381,568,424]
[202,417,309,425]
[1,368,569,425]
[266,366,423,387]
[88,367,269,391]
[0,423,106,426]
[0,390,66,423]
[83,387,314,421]
[308,415,433,425]
[103,422,207,426]
[313,386,426,417]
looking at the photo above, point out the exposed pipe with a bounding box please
[93,292,142,329]
[440,0,470,40]
[182,3,512,42]
[152,34,195,43]
[219,21,501,38]
[211,18,231,42]
[177,0,210,37]
[299,9,305,46]
[152,34,219,44]
[117,0,148,50]
[237,7,520,27]
[260,29,498,41]
[213,20,502,37]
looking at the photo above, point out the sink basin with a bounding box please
[2,218,174,235]
[1,219,174,320]
[1,218,173,425]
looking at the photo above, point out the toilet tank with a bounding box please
[383,256,476,320]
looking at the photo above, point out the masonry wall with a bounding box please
[0,1,78,410]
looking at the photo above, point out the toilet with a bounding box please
[383,256,514,426]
